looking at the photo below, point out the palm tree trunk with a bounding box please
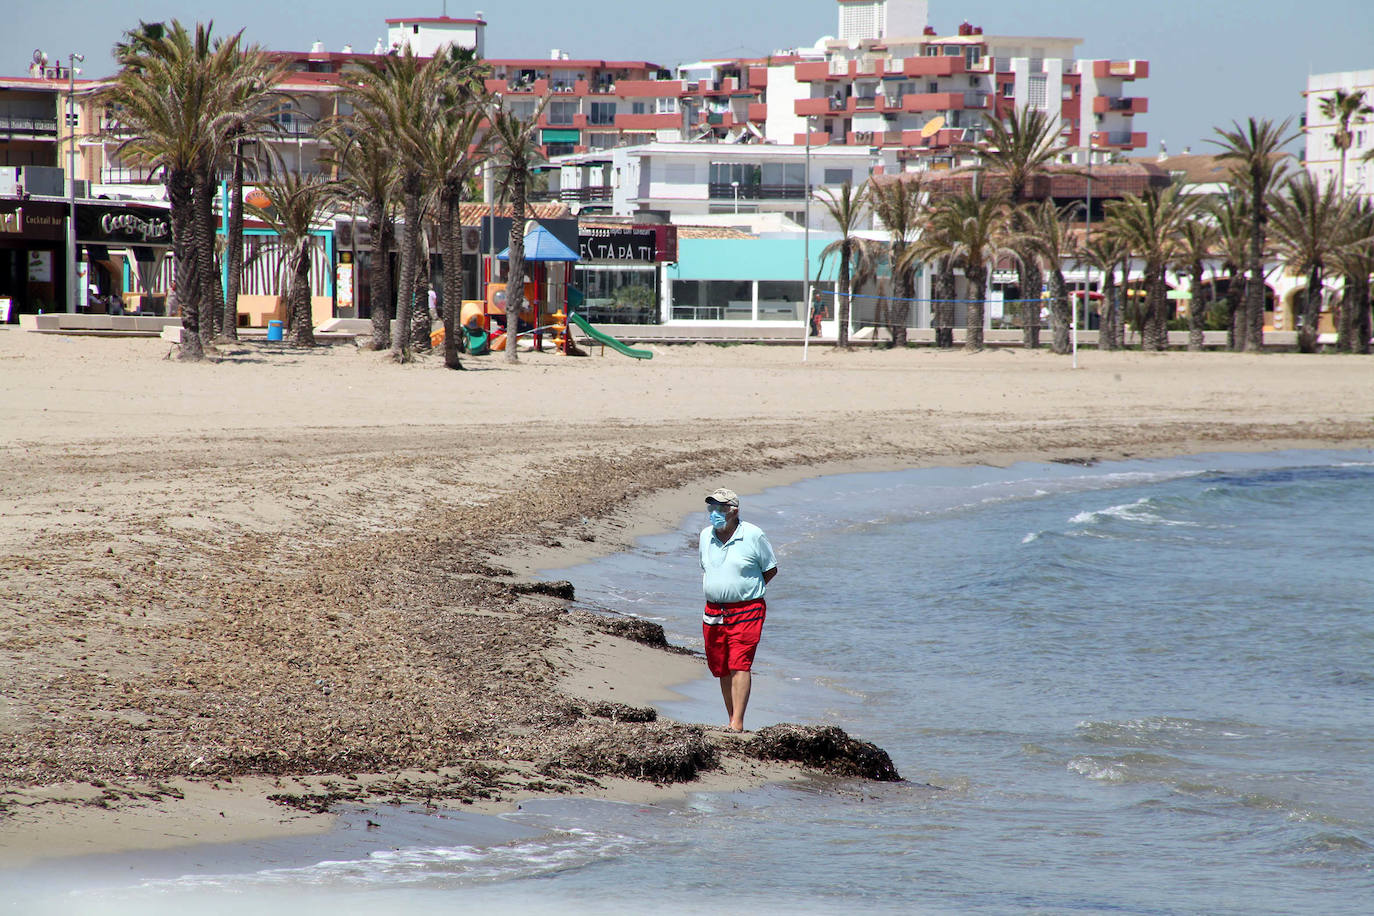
[1357,274,1372,355]
[505,174,527,365]
[290,240,316,347]
[1188,262,1206,351]
[167,167,203,361]
[222,142,243,341]
[837,250,851,349]
[1099,266,1118,351]
[1245,209,1265,352]
[1226,271,1244,351]
[367,200,391,350]
[410,227,432,352]
[1146,262,1167,350]
[934,258,955,348]
[192,166,219,352]
[439,183,465,370]
[890,241,909,348]
[1049,269,1070,355]
[1018,257,1041,348]
[965,264,986,352]
[1298,265,1323,353]
[392,173,420,362]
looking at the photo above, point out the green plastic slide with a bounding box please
[567,312,653,359]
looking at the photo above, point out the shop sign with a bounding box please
[27,250,53,282]
[0,200,65,241]
[76,203,172,246]
[579,227,657,262]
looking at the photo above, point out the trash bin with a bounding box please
[266,320,284,341]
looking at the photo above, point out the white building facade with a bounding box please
[1304,68,1374,200]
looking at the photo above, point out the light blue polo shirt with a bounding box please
[700,520,777,604]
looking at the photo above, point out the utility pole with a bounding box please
[66,52,84,313]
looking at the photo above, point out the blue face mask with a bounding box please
[709,509,729,530]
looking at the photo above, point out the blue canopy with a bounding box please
[497,221,580,262]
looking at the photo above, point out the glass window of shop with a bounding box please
[573,265,659,324]
[757,280,804,321]
[670,279,752,321]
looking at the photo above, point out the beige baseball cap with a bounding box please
[705,487,739,507]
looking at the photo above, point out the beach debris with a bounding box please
[585,701,657,723]
[513,580,575,600]
[557,724,717,783]
[577,611,669,648]
[745,725,902,782]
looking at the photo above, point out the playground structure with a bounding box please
[450,219,651,359]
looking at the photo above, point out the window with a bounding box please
[761,162,806,196]
[710,161,761,188]
[587,133,618,150]
[671,279,752,321]
[928,81,939,94]
[547,101,578,125]
[823,168,852,185]
[545,141,576,156]
[507,99,537,121]
[757,281,804,321]
[1027,75,1047,109]
[589,101,616,125]
[1062,83,1074,100]
[965,46,982,67]
[632,102,647,115]
[656,97,678,114]
[1002,81,1015,98]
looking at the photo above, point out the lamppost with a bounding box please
[66,52,83,313]
[802,114,813,362]
[731,179,739,214]
[1073,138,1096,370]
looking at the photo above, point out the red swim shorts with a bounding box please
[702,599,766,678]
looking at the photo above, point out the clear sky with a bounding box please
[11,0,1371,154]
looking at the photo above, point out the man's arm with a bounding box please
[763,566,778,585]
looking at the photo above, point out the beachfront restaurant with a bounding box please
[663,234,839,328]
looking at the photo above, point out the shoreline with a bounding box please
[2,332,1372,869]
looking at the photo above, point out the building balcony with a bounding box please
[614,112,680,130]
[848,129,904,147]
[747,67,768,89]
[793,130,836,145]
[902,57,968,78]
[1092,96,1148,115]
[708,183,808,201]
[1091,129,1147,149]
[559,186,613,203]
[615,79,684,98]
[747,102,767,121]
[0,116,58,137]
[795,96,842,116]
[901,127,972,149]
[901,92,982,113]
[794,60,838,82]
[1092,60,1149,80]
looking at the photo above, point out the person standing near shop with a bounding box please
[700,487,777,732]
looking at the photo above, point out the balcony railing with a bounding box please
[0,115,58,136]
[559,186,613,203]
[708,183,807,200]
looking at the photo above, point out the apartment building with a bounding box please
[1304,68,1374,200]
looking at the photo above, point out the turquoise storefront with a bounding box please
[664,236,839,324]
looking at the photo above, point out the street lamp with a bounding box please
[731,179,739,214]
[1073,138,1096,370]
[802,114,813,362]
[66,52,84,313]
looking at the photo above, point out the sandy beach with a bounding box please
[2,328,1372,868]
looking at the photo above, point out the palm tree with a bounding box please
[246,166,333,346]
[908,205,959,348]
[978,106,1065,348]
[1211,117,1295,352]
[1022,199,1078,354]
[318,122,398,351]
[915,191,1016,352]
[346,47,440,362]
[815,180,870,349]
[1332,199,1374,353]
[1104,185,1196,350]
[1208,189,1252,350]
[867,176,924,347]
[487,95,550,364]
[1174,219,1219,351]
[1081,234,1127,350]
[420,50,491,370]
[1270,172,1355,352]
[102,21,226,359]
[1318,89,1372,194]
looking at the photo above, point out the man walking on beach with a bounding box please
[700,488,777,732]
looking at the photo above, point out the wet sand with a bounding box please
[2,329,1371,866]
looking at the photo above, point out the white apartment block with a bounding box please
[1304,68,1374,200]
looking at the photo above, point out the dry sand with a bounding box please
[1,328,1372,867]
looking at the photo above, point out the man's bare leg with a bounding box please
[725,670,751,732]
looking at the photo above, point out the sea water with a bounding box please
[23,450,1374,915]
